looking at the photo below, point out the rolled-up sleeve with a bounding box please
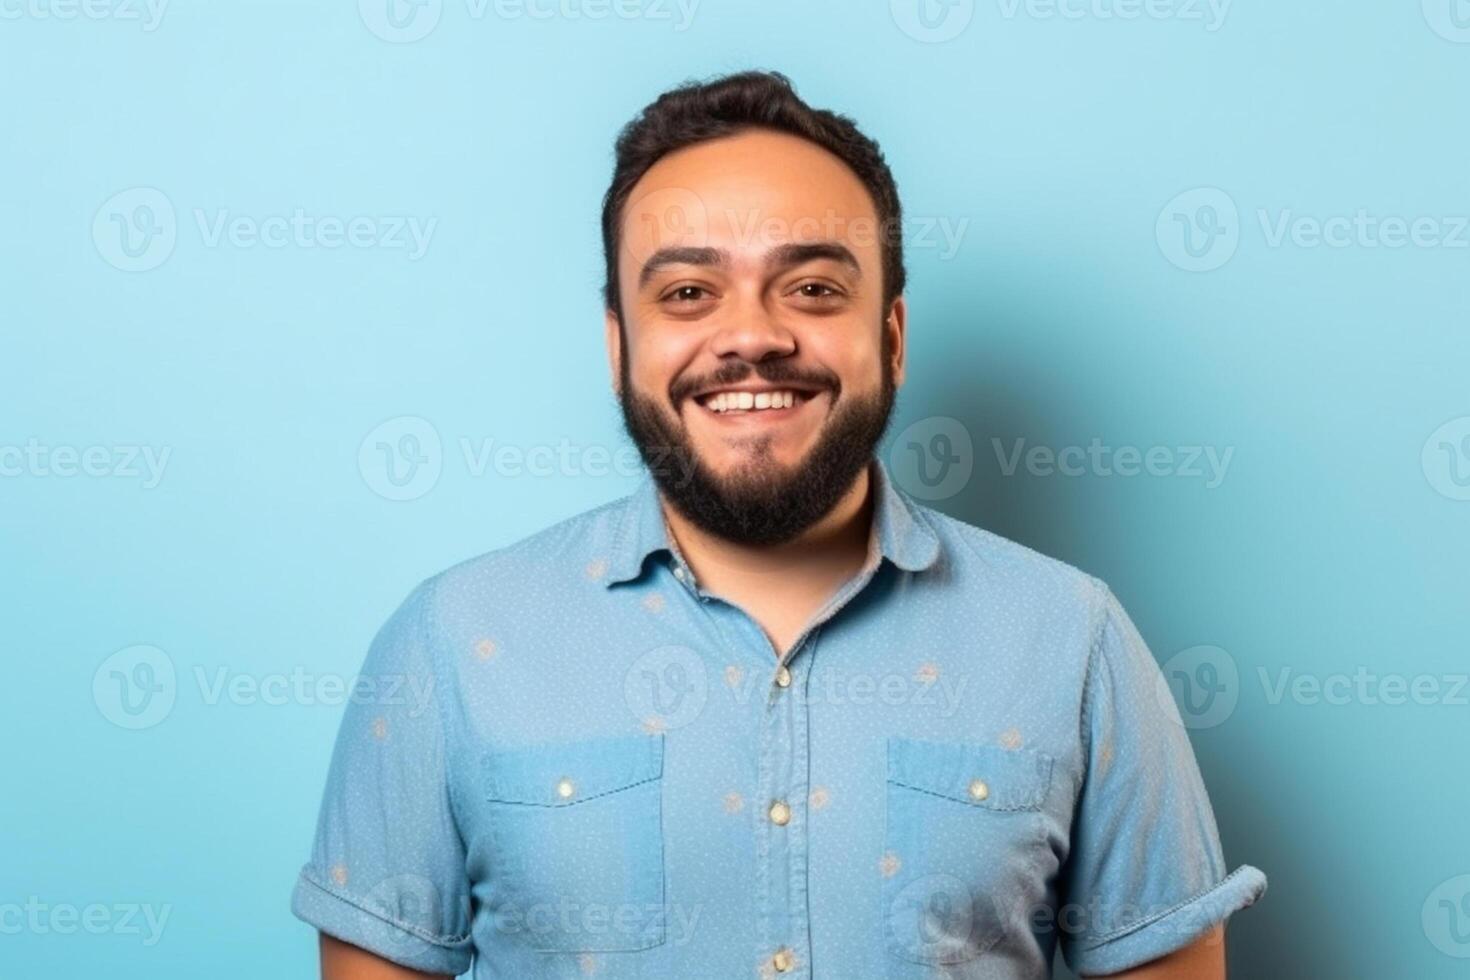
[290,577,473,976]
[1058,581,1266,976]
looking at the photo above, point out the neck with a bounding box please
[658,460,877,596]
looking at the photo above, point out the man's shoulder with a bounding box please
[908,498,1111,622]
[416,489,634,609]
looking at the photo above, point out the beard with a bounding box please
[616,331,896,547]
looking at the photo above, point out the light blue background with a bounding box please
[4,1,1468,977]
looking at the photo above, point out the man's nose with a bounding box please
[708,302,797,362]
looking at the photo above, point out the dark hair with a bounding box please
[600,69,905,322]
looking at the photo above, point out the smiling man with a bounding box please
[290,69,1266,979]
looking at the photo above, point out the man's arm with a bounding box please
[1085,924,1225,979]
[320,933,452,980]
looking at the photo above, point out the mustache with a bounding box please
[669,361,841,405]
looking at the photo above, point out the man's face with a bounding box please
[607,128,906,546]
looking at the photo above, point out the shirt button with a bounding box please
[768,800,792,826]
[968,779,989,802]
[673,566,686,581]
[771,947,795,972]
[775,665,791,688]
[556,778,576,800]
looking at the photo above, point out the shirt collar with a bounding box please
[603,455,941,587]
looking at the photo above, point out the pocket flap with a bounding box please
[483,733,664,806]
[887,736,1052,811]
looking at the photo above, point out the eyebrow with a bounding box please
[636,240,863,290]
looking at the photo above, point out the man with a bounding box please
[291,69,1265,979]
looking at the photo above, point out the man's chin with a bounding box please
[687,448,809,485]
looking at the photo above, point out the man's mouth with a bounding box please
[692,387,823,415]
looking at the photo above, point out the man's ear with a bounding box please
[886,294,908,389]
[604,308,623,399]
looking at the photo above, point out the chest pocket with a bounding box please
[882,736,1054,969]
[482,733,666,953]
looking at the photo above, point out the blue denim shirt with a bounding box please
[290,456,1265,978]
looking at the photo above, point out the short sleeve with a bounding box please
[290,577,473,975]
[1058,581,1266,976]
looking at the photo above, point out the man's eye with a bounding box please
[793,282,842,299]
[664,285,711,303]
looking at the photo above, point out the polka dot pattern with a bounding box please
[289,456,1266,978]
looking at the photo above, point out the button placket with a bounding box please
[754,628,814,978]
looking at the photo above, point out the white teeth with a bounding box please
[703,389,803,413]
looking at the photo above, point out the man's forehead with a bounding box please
[619,131,881,272]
